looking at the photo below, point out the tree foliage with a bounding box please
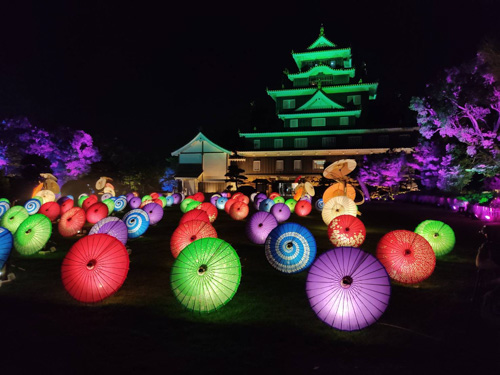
[225,164,247,189]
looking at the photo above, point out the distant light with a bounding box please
[485,215,491,220]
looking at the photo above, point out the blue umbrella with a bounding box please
[0,201,10,220]
[113,196,127,212]
[24,198,42,215]
[265,222,317,273]
[314,198,324,211]
[216,197,228,210]
[0,227,13,269]
[122,209,150,239]
[259,198,275,212]
[165,195,174,207]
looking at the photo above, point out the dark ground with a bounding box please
[1,200,499,375]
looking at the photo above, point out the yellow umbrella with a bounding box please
[321,196,357,226]
[44,179,60,195]
[40,173,58,181]
[95,177,107,190]
[35,189,56,204]
[103,187,115,196]
[323,182,356,203]
[304,182,315,197]
[105,182,115,190]
[323,159,357,180]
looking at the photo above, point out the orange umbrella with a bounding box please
[323,182,356,204]
[323,159,357,180]
[32,182,44,198]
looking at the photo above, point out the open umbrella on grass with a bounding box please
[170,237,241,313]
[0,227,13,269]
[39,202,61,222]
[113,196,127,212]
[196,202,218,223]
[86,203,109,224]
[415,220,456,257]
[14,214,52,255]
[61,234,130,303]
[0,201,10,220]
[123,209,150,239]
[327,215,366,247]
[143,202,164,225]
[179,209,210,225]
[246,211,278,245]
[1,206,29,234]
[170,220,217,258]
[89,217,128,245]
[58,207,86,237]
[24,198,42,215]
[270,203,291,223]
[321,196,357,226]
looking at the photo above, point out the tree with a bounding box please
[225,164,247,190]
[357,151,409,190]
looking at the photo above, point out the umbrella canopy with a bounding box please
[35,189,56,203]
[210,194,221,206]
[95,177,108,190]
[85,203,109,224]
[60,198,75,215]
[142,194,153,203]
[125,193,135,202]
[322,196,357,226]
[196,202,218,223]
[180,198,195,213]
[143,202,164,225]
[265,222,317,273]
[179,209,210,225]
[82,195,98,211]
[328,215,366,247]
[306,246,391,331]
[1,206,29,234]
[192,192,205,202]
[323,182,356,203]
[158,196,167,208]
[259,198,275,212]
[224,199,237,214]
[102,199,115,215]
[170,237,241,313]
[234,194,250,205]
[172,193,182,205]
[229,202,249,220]
[89,217,128,246]
[284,199,297,213]
[165,196,174,207]
[113,196,127,212]
[304,182,315,196]
[186,200,202,212]
[0,227,13,269]
[150,192,159,200]
[61,234,130,303]
[295,200,312,217]
[273,196,285,204]
[123,209,150,239]
[39,202,61,222]
[40,172,57,181]
[376,230,436,284]
[78,195,88,207]
[270,203,291,223]
[14,214,52,255]
[314,198,324,211]
[129,197,142,209]
[170,220,217,258]
[245,211,278,245]
[414,220,456,257]
[323,159,357,180]
[101,193,113,201]
[58,207,86,237]
[269,192,280,200]
[216,197,228,210]
[44,179,60,194]
[24,198,42,215]
[0,201,10,220]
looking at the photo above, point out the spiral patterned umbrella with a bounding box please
[170,237,241,313]
[60,198,75,215]
[85,203,109,224]
[328,215,366,248]
[89,217,128,246]
[39,202,61,222]
[295,200,312,217]
[14,214,52,255]
[24,198,42,215]
[270,203,291,223]
[196,202,218,223]
[1,206,29,234]
[376,230,436,284]
[306,247,391,331]
[229,202,249,220]
[129,197,142,209]
[61,234,130,303]
[179,209,210,225]
[170,220,217,258]
[0,227,13,269]
[414,220,456,257]
[58,207,86,237]
[143,202,164,225]
[0,201,10,220]
[245,211,278,245]
[123,209,150,239]
[314,198,324,211]
[265,223,316,273]
[113,196,127,212]
[321,196,357,226]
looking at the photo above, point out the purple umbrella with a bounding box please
[246,211,278,245]
[254,197,265,210]
[210,194,221,206]
[306,247,391,331]
[143,202,164,225]
[172,193,182,205]
[125,193,135,203]
[89,217,128,246]
[129,197,142,209]
[270,203,291,223]
[255,193,267,202]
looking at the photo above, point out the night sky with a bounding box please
[1,0,499,156]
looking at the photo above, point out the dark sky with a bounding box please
[1,0,499,156]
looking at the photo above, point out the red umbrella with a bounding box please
[327,215,366,247]
[86,202,109,224]
[234,194,250,205]
[295,200,312,217]
[170,220,217,258]
[153,198,164,207]
[179,209,210,225]
[39,202,61,222]
[150,192,159,200]
[192,192,205,202]
[269,192,280,200]
[224,199,237,214]
[376,230,436,284]
[231,192,244,200]
[58,207,86,237]
[82,195,98,211]
[60,198,74,215]
[229,201,249,220]
[61,234,130,303]
[196,202,218,223]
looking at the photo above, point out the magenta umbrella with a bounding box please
[306,246,391,331]
[245,211,278,245]
[142,202,164,225]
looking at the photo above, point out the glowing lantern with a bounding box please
[216,197,228,210]
[170,220,217,258]
[414,220,456,257]
[192,192,205,202]
[0,201,10,220]
[123,209,150,239]
[327,215,366,247]
[58,207,86,237]
[1,206,29,234]
[14,214,52,255]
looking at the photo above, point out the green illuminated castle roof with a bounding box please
[295,90,345,111]
[307,26,336,50]
[286,66,355,81]
[267,83,378,101]
[277,109,361,120]
[239,127,419,138]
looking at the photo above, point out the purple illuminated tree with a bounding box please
[357,151,409,189]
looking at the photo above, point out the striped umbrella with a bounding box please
[170,220,217,258]
[314,198,324,211]
[123,209,150,239]
[0,227,13,269]
[264,222,316,274]
[14,214,52,255]
[321,196,357,226]
[143,202,164,225]
[61,234,130,303]
[58,207,86,237]
[0,201,10,220]
[245,211,278,245]
[24,198,42,215]
[1,206,29,234]
[89,217,128,246]
[376,230,436,284]
[306,247,391,331]
[179,209,210,225]
[327,215,366,248]
[170,237,241,313]
[113,196,127,212]
[415,220,456,257]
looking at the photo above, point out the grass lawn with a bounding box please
[1,200,499,374]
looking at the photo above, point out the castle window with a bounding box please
[348,136,362,147]
[312,118,325,127]
[276,160,284,172]
[313,160,325,170]
[290,119,298,128]
[293,160,302,171]
[253,160,261,172]
[340,117,349,126]
[294,138,308,148]
[283,99,296,109]
[274,139,283,149]
[254,140,260,149]
[322,137,336,148]
[347,95,361,105]
[344,59,352,68]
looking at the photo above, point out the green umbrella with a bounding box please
[415,220,456,257]
[78,195,88,208]
[14,214,53,255]
[1,206,29,234]
[0,198,10,204]
[186,200,201,212]
[141,195,152,202]
[285,199,297,213]
[180,198,195,213]
[170,237,242,313]
[158,196,167,208]
[102,198,115,215]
